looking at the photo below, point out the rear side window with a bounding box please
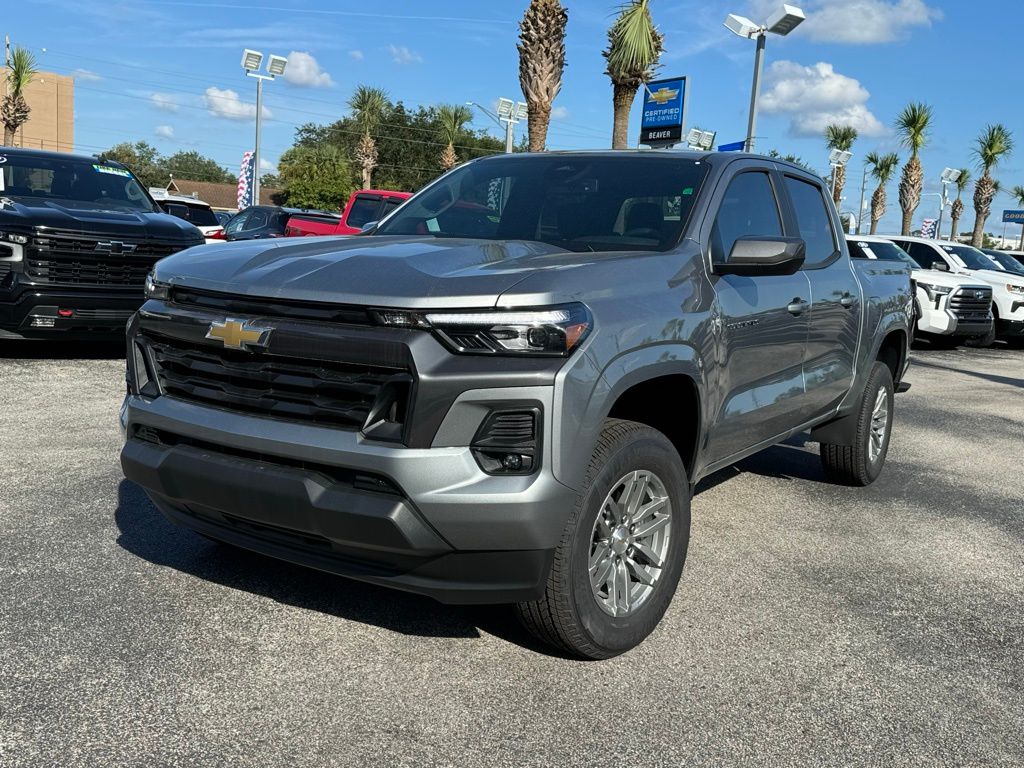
[245,210,269,230]
[784,176,836,267]
[902,242,943,269]
[710,172,782,263]
[347,195,382,228]
[382,197,404,216]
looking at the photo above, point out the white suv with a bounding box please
[149,189,224,243]
[848,236,993,344]
[884,236,1024,347]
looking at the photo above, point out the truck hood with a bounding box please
[910,268,988,288]
[152,235,586,308]
[0,195,201,241]
[954,267,1024,290]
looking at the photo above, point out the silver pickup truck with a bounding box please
[121,151,912,658]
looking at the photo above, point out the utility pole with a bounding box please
[856,161,868,235]
[5,35,11,67]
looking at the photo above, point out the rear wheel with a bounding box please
[516,419,691,659]
[820,362,894,486]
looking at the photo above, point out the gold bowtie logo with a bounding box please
[648,87,679,105]
[205,318,273,350]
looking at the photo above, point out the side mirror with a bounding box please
[359,220,378,233]
[931,260,948,272]
[714,236,806,276]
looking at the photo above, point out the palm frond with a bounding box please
[1012,185,1024,207]
[6,47,38,95]
[895,101,932,156]
[604,0,663,84]
[436,104,473,147]
[347,85,389,135]
[825,124,858,152]
[972,123,1013,174]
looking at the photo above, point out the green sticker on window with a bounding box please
[682,187,694,195]
[93,164,131,177]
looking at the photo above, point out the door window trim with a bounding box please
[703,167,788,270]
[778,172,841,271]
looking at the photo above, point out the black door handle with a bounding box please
[840,292,856,308]
[787,298,806,315]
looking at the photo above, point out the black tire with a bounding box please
[819,362,894,486]
[516,419,691,659]
[928,335,962,349]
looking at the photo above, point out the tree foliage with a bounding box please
[100,141,235,187]
[289,97,504,195]
[518,0,568,152]
[2,46,38,146]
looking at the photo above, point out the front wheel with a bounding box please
[516,419,691,659]
[819,362,894,486]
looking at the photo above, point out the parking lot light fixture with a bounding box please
[724,4,805,154]
[828,148,852,197]
[685,128,717,151]
[936,167,961,240]
[470,98,525,154]
[241,49,287,204]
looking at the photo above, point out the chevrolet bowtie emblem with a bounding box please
[206,318,273,350]
[648,86,679,105]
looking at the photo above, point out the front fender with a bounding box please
[552,343,704,491]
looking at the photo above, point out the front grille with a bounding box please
[950,288,992,321]
[72,309,135,321]
[143,334,411,430]
[26,233,187,287]
[170,286,374,326]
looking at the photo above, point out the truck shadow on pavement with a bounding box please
[0,340,126,360]
[696,436,827,494]
[113,479,564,656]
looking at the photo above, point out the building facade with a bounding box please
[0,68,74,152]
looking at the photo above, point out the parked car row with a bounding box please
[848,235,1024,348]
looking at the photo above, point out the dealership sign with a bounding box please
[1002,210,1024,223]
[640,77,688,146]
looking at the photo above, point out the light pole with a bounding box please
[828,148,852,199]
[855,159,869,235]
[936,167,961,241]
[467,99,527,153]
[241,49,287,205]
[724,5,805,153]
[685,128,717,151]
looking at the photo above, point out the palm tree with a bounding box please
[948,168,970,241]
[825,125,858,205]
[436,104,473,171]
[604,0,663,150]
[348,85,389,189]
[970,124,1014,247]
[895,102,932,235]
[865,151,899,235]
[1013,185,1024,250]
[517,0,568,153]
[2,46,38,147]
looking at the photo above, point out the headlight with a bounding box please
[917,282,953,300]
[0,231,29,244]
[143,272,170,300]
[1006,284,1024,295]
[372,303,593,356]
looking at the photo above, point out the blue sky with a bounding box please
[5,0,1022,234]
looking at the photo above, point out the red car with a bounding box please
[285,190,411,237]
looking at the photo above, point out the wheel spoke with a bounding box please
[607,559,620,615]
[629,496,667,525]
[617,560,632,613]
[625,556,656,586]
[633,514,670,540]
[617,471,641,520]
[589,541,610,573]
[631,541,664,568]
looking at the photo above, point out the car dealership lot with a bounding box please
[1,343,1021,767]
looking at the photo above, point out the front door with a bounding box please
[705,169,811,464]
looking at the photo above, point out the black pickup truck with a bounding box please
[0,147,203,339]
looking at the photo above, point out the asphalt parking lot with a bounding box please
[1,340,1021,767]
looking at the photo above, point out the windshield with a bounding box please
[848,239,915,265]
[374,154,710,252]
[981,249,1024,275]
[0,152,157,212]
[942,244,997,271]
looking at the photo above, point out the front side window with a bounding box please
[710,172,782,262]
[784,176,836,267]
[224,211,249,234]
[375,155,710,253]
[942,244,999,271]
[0,152,156,212]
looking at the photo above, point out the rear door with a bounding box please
[703,165,811,463]
[780,173,861,417]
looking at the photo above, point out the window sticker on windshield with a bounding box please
[0,155,7,164]
[93,164,131,177]
[682,187,694,195]
[859,244,877,259]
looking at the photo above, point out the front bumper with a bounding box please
[120,389,575,605]
[996,317,1024,337]
[0,283,141,338]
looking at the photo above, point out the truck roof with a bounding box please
[0,145,129,168]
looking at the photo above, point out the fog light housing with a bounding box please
[471,407,541,476]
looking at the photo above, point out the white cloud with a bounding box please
[348,50,364,61]
[203,87,271,121]
[388,45,422,65]
[282,51,334,88]
[760,61,886,137]
[155,125,174,139]
[551,106,569,120]
[259,158,277,173]
[748,0,942,44]
[150,92,179,113]
[72,68,102,82]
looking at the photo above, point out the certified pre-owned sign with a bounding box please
[640,76,688,147]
